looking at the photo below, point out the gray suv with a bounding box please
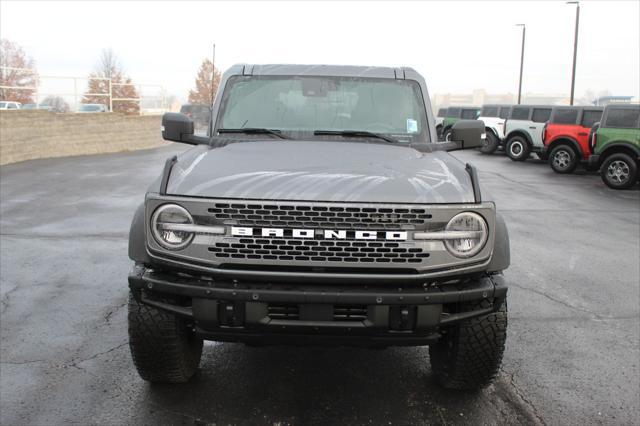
[127,64,510,390]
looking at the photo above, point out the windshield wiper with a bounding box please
[217,128,289,139]
[313,130,399,144]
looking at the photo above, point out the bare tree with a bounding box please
[188,58,221,105]
[41,96,70,113]
[82,48,139,114]
[0,39,38,104]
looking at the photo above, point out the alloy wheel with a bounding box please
[607,160,631,184]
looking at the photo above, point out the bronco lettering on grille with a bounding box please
[231,227,407,241]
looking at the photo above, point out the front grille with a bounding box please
[267,304,368,322]
[333,305,368,321]
[208,238,430,264]
[268,304,299,320]
[206,203,432,230]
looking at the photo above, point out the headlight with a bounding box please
[444,212,488,258]
[150,204,194,250]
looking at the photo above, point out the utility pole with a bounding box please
[567,1,580,105]
[516,24,526,105]
[210,44,216,107]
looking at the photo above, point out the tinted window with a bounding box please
[581,110,603,128]
[552,108,579,124]
[532,108,551,123]
[461,108,479,119]
[8,103,18,109]
[511,107,530,120]
[499,107,510,119]
[446,107,460,117]
[481,106,499,117]
[605,108,640,128]
[437,108,447,117]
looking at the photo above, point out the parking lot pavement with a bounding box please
[1,144,638,425]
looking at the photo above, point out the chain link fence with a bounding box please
[0,66,171,114]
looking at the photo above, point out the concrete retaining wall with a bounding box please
[0,110,167,165]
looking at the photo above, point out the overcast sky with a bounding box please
[1,0,638,101]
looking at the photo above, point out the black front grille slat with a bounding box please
[268,304,368,322]
[334,305,368,321]
[208,239,429,263]
[268,304,299,320]
[207,202,432,229]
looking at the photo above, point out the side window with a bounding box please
[437,108,447,118]
[446,107,460,118]
[511,107,530,120]
[8,103,18,109]
[481,106,498,117]
[532,108,551,123]
[461,109,479,119]
[581,110,603,128]
[552,108,579,124]
[499,107,510,119]
[605,108,640,128]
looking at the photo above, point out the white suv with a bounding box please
[504,105,552,161]
[478,105,511,154]
[0,101,21,110]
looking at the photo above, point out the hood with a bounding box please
[166,140,475,203]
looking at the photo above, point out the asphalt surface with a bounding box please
[1,144,638,425]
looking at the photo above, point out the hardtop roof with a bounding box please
[229,64,417,79]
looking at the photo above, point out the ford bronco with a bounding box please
[435,107,447,139]
[477,104,511,155]
[127,64,510,390]
[441,106,481,141]
[588,104,640,189]
[504,105,552,161]
[541,106,603,174]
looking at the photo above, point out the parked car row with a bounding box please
[0,101,109,113]
[439,103,640,190]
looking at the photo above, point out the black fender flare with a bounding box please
[505,130,533,147]
[547,136,583,157]
[485,126,500,139]
[599,141,640,160]
[487,212,510,273]
[128,202,152,264]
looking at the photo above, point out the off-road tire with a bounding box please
[480,130,499,154]
[429,299,507,390]
[443,128,453,142]
[549,144,579,174]
[600,153,638,190]
[506,136,530,161]
[128,292,203,383]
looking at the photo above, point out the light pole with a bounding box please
[567,1,580,105]
[516,24,526,104]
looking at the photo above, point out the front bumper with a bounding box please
[128,265,508,346]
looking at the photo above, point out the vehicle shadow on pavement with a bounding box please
[139,343,519,425]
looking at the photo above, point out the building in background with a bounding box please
[432,89,573,111]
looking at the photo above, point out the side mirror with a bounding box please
[449,119,485,150]
[162,113,209,145]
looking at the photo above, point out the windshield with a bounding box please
[216,76,429,143]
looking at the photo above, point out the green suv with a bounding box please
[441,106,481,141]
[588,104,640,189]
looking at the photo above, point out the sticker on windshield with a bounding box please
[406,119,418,133]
